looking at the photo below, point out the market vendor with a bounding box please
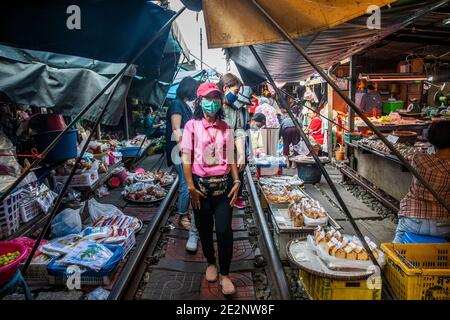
[305,107,324,146]
[359,83,382,117]
[143,107,164,138]
[393,121,450,243]
[249,113,266,160]
[279,106,300,168]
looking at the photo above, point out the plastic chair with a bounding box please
[402,232,448,244]
[0,270,32,300]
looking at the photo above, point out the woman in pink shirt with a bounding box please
[181,82,240,296]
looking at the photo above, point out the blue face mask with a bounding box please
[226,92,238,105]
[201,99,221,116]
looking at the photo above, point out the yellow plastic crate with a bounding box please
[381,243,450,300]
[299,269,382,300]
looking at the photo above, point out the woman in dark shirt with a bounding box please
[165,77,200,252]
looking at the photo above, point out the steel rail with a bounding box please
[245,166,291,300]
[108,176,179,300]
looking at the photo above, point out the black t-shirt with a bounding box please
[165,99,193,166]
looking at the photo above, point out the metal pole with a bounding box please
[108,177,179,300]
[124,100,130,140]
[200,27,203,70]
[22,76,122,274]
[349,56,357,132]
[0,6,187,205]
[245,166,291,300]
[279,87,349,132]
[249,44,383,273]
[348,56,357,169]
[251,0,450,213]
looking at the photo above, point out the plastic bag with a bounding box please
[58,241,114,271]
[51,208,82,238]
[0,129,22,176]
[303,214,329,227]
[88,198,123,222]
[41,234,84,257]
[85,288,110,300]
[35,184,58,214]
[293,140,310,156]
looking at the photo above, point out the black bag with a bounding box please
[197,175,228,197]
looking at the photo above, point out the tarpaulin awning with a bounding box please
[128,29,183,106]
[225,0,442,85]
[166,69,206,100]
[0,0,173,77]
[203,0,395,49]
[0,44,135,126]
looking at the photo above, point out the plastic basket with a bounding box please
[47,244,123,287]
[344,132,363,144]
[0,241,27,286]
[0,191,21,239]
[18,196,43,223]
[53,170,99,188]
[299,269,381,300]
[20,258,50,284]
[117,146,141,157]
[381,243,450,300]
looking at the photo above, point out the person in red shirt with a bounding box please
[306,107,324,145]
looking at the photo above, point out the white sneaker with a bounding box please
[185,233,199,252]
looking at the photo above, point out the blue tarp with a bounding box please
[166,69,206,100]
[0,0,174,77]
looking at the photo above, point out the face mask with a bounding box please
[226,92,238,105]
[201,99,221,116]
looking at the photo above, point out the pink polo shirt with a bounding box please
[180,118,234,177]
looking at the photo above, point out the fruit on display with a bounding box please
[0,251,20,267]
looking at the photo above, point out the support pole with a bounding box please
[348,56,357,169]
[0,6,187,205]
[22,76,123,274]
[251,0,450,213]
[124,100,130,140]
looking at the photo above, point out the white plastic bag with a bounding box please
[303,214,329,227]
[88,198,123,222]
[51,208,82,238]
[293,140,310,156]
[35,184,58,214]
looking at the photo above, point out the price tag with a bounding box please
[387,135,399,144]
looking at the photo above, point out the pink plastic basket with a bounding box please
[0,241,27,286]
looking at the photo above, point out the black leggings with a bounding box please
[193,175,234,275]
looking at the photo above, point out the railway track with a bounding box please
[109,165,291,300]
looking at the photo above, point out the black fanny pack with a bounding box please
[196,175,228,197]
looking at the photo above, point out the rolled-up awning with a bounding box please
[0,0,173,77]
[0,44,135,126]
[203,0,395,49]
